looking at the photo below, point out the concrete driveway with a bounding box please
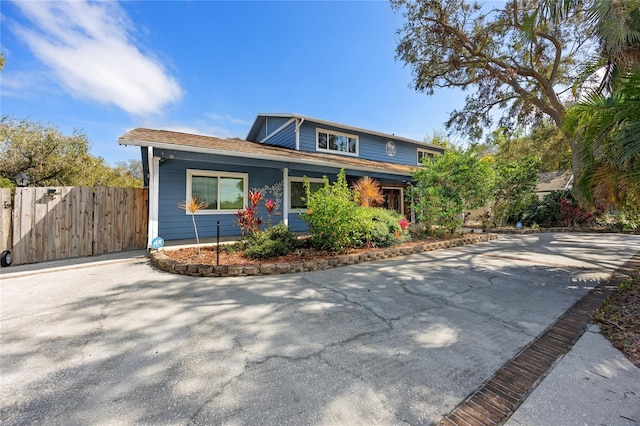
[1,233,639,425]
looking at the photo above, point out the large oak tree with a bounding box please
[392,0,595,172]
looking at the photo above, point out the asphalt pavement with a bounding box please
[1,233,639,425]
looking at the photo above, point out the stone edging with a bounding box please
[150,233,499,278]
[490,226,639,235]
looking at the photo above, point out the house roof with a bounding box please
[119,128,416,176]
[246,113,445,152]
[536,170,574,193]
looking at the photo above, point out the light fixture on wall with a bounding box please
[14,173,30,187]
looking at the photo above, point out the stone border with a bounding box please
[150,233,498,278]
[490,226,639,235]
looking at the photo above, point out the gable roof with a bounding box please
[119,128,416,176]
[246,113,445,151]
[537,170,574,193]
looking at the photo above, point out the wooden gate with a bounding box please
[11,187,148,265]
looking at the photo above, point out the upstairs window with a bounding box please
[417,148,437,165]
[186,169,247,213]
[316,129,358,156]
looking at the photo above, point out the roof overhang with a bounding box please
[120,137,415,177]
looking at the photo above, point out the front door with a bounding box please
[382,187,403,215]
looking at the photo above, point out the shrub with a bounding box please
[302,170,361,251]
[358,207,407,247]
[244,223,299,259]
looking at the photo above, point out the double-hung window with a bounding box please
[316,129,358,156]
[186,169,247,213]
[417,148,437,165]
[289,177,324,212]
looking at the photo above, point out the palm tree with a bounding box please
[537,0,640,209]
[564,72,640,209]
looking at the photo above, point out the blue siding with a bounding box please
[265,121,295,149]
[156,153,416,240]
[158,159,284,240]
[298,121,442,166]
[251,116,290,142]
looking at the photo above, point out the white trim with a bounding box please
[282,168,289,225]
[260,117,296,144]
[147,151,160,249]
[186,169,248,214]
[289,176,324,213]
[119,138,413,176]
[417,148,439,165]
[295,118,304,150]
[316,128,359,157]
[382,186,404,216]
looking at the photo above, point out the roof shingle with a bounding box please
[119,128,417,176]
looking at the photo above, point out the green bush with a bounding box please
[302,170,362,251]
[244,223,299,259]
[358,207,406,247]
[302,170,409,251]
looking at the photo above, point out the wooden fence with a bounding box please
[9,186,148,265]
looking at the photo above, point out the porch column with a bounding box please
[282,167,289,226]
[147,147,160,249]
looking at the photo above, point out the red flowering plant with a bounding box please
[264,198,276,228]
[236,190,285,235]
[236,190,264,236]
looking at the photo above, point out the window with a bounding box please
[289,177,324,211]
[186,170,247,213]
[417,148,437,165]
[317,129,358,155]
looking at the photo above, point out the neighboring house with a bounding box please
[119,113,444,246]
[536,170,574,199]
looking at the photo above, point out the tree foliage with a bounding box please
[564,72,640,211]
[559,1,640,210]
[392,0,593,145]
[486,123,572,172]
[412,150,494,234]
[0,116,142,188]
[491,156,541,226]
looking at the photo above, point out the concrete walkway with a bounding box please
[1,233,639,425]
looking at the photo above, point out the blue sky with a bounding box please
[1,0,467,166]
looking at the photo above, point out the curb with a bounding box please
[150,233,499,278]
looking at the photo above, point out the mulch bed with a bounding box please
[595,267,640,368]
[164,238,440,266]
[153,233,499,277]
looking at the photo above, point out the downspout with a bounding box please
[282,167,289,226]
[295,118,305,150]
[147,147,160,249]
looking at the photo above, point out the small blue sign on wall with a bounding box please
[151,237,164,249]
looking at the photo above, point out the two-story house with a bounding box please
[119,113,444,247]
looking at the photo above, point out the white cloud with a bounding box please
[10,0,182,115]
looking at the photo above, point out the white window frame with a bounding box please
[289,177,324,213]
[185,169,248,215]
[417,148,438,165]
[316,128,359,157]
